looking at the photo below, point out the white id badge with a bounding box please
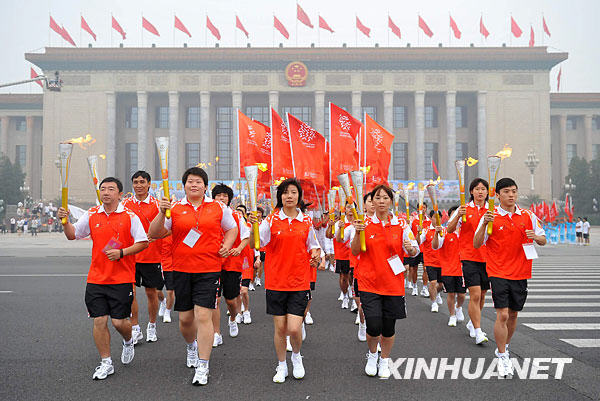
[183,228,202,248]
[522,243,538,260]
[387,255,406,275]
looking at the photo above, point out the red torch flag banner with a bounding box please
[543,16,551,37]
[564,194,573,222]
[287,113,326,188]
[364,114,394,189]
[418,16,434,37]
[511,16,522,38]
[238,110,269,177]
[542,201,550,221]
[81,16,96,41]
[329,103,362,186]
[297,4,313,28]
[206,16,221,40]
[450,15,461,39]
[529,26,535,47]
[112,16,127,40]
[356,16,371,37]
[274,15,290,39]
[549,201,558,222]
[319,16,334,33]
[142,17,160,36]
[388,16,401,39]
[174,15,191,37]
[49,15,63,36]
[30,67,43,88]
[236,15,249,37]
[270,108,294,179]
[480,16,490,38]
[60,25,77,46]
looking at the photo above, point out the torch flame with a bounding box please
[466,157,479,166]
[407,182,415,190]
[99,154,106,159]
[67,134,96,149]
[359,166,371,174]
[495,144,512,160]
[256,163,268,172]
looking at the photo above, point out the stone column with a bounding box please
[446,91,457,180]
[0,116,9,157]
[106,92,116,177]
[269,90,279,114]
[584,114,593,161]
[476,91,487,178]
[136,91,148,171]
[559,114,568,182]
[414,91,425,180]
[351,91,362,120]
[168,91,179,180]
[26,116,35,191]
[200,91,211,175]
[314,90,325,135]
[383,90,394,178]
[232,91,243,179]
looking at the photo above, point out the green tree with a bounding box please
[0,155,26,205]
[566,157,592,214]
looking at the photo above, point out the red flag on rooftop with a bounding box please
[557,67,562,91]
[543,16,551,37]
[529,25,535,47]
[388,16,401,39]
[49,15,63,37]
[236,15,249,38]
[297,4,313,28]
[450,15,461,39]
[112,16,127,40]
[81,16,96,41]
[480,16,490,38]
[418,15,434,37]
[174,15,191,37]
[319,16,334,33]
[274,15,289,39]
[206,16,221,40]
[511,16,522,38]
[30,67,43,88]
[142,17,160,37]
[356,16,371,38]
[60,25,76,46]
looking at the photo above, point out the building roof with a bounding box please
[550,93,600,108]
[0,94,43,110]
[25,46,567,72]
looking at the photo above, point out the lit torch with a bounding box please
[350,170,366,252]
[155,137,171,218]
[270,184,277,210]
[86,155,102,205]
[418,183,425,233]
[455,160,466,223]
[58,142,74,224]
[338,187,347,240]
[327,189,337,236]
[426,183,443,236]
[244,165,260,250]
[487,155,502,235]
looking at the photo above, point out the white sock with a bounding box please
[132,324,140,331]
[148,322,156,328]
[368,350,378,358]
[165,308,171,313]
[198,359,209,369]
[278,360,287,368]
[497,351,507,358]
[102,357,112,365]
[187,340,197,350]
[475,328,483,336]
[292,352,301,360]
[123,338,133,345]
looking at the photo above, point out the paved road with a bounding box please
[0,233,599,400]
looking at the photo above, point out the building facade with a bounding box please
[2,46,595,203]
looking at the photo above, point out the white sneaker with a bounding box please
[92,361,114,380]
[132,327,143,345]
[243,310,252,324]
[121,341,135,364]
[408,281,414,289]
[229,320,239,338]
[354,313,360,325]
[358,322,367,342]
[249,282,256,291]
[455,307,464,322]
[378,357,391,379]
[495,349,513,378]
[475,331,489,345]
[350,299,358,312]
[146,323,157,342]
[421,287,430,297]
[304,311,314,325]
[273,364,288,383]
[496,354,507,378]
[186,345,198,367]
[365,352,379,376]
[341,297,349,309]
[212,333,223,347]
[411,286,418,296]
[431,302,439,313]
[235,313,243,324]
[338,291,344,301]
[192,366,209,386]
[291,353,305,379]
[466,320,476,338]
[302,323,306,341]
[255,277,262,286]
[163,309,172,323]
[448,315,457,327]
[158,299,166,317]
[286,336,293,352]
[436,293,443,305]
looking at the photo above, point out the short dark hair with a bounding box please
[131,170,151,182]
[236,204,247,214]
[469,178,489,202]
[429,210,441,218]
[99,177,123,192]
[276,178,303,209]
[257,206,265,217]
[363,191,373,203]
[182,167,208,186]
[211,183,234,206]
[371,185,394,200]
[447,205,459,216]
[496,177,518,193]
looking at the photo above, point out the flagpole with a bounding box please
[448,12,451,47]
[234,14,237,47]
[172,13,175,47]
[481,13,483,46]
[272,13,275,47]
[541,13,545,46]
[387,12,390,47]
[509,13,512,46]
[355,14,357,46]
[317,14,320,47]
[417,14,420,46]
[80,12,82,47]
[295,3,298,47]
[205,13,207,47]
[141,14,144,47]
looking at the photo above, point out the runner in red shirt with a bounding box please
[420,210,445,313]
[149,167,238,386]
[58,177,148,380]
[248,178,321,384]
[407,204,431,297]
[474,177,546,378]
[346,185,419,379]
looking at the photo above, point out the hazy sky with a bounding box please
[1,0,599,94]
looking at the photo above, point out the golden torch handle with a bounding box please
[95,189,102,205]
[61,187,69,224]
[460,193,466,223]
[162,179,171,218]
[252,211,260,250]
[358,213,366,252]
[406,206,410,224]
[329,212,335,235]
[487,198,495,235]
[340,225,345,241]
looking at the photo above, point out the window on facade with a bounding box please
[592,144,600,160]
[393,106,407,128]
[125,143,138,191]
[15,117,26,132]
[425,106,438,128]
[155,106,169,129]
[186,107,200,129]
[125,107,138,129]
[424,142,439,179]
[362,106,377,122]
[593,116,600,130]
[245,106,270,126]
[566,117,577,130]
[393,142,408,180]
[282,106,312,126]
[456,106,467,128]
[186,143,201,168]
[216,107,233,180]
[566,144,577,167]
[15,145,26,168]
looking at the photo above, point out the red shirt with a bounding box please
[222,211,251,272]
[241,246,255,280]
[333,220,352,261]
[437,230,462,276]
[451,201,488,263]
[420,228,442,267]
[412,216,431,252]
[161,235,173,272]
[123,195,162,263]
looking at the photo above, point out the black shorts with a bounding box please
[260,251,266,262]
[359,291,406,320]
[462,260,490,290]
[265,289,310,317]
[404,252,423,267]
[441,276,466,294]
[172,271,221,311]
[310,281,315,291]
[336,259,351,274]
[353,278,360,296]
[135,263,164,289]
[162,271,175,291]
[426,266,442,282]
[220,270,242,300]
[241,278,251,288]
[576,232,582,238]
[583,233,589,239]
[85,283,134,319]
[489,277,528,311]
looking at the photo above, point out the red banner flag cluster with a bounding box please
[329,104,362,186]
[49,15,76,46]
[287,114,326,188]
[270,108,294,179]
[364,114,394,189]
